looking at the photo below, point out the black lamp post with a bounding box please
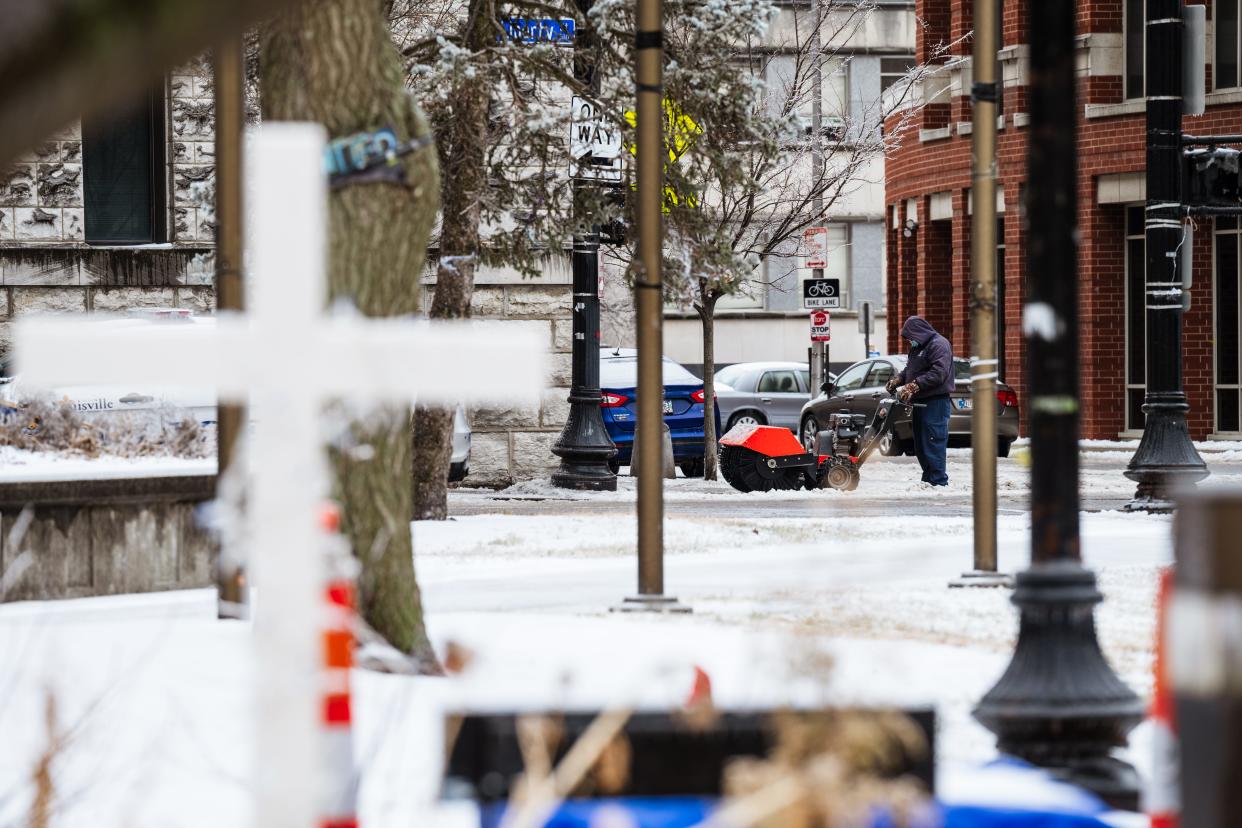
[1124,0,1208,510]
[973,0,1144,810]
[551,0,618,492]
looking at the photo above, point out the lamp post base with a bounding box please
[948,570,1014,589]
[610,594,692,614]
[1124,394,1208,512]
[552,396,618,492]
[974,563,1143,811]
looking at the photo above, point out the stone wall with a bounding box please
[424,257,574,487]
[0,58,218,355]
[0,475,216,602]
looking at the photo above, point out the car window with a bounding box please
[600,357,700,387]
[954,358,970,382]
[833,362,870,392]
[866,362,894,389]
[758,370,799,393]
[797,369,810,392]
[715,365,744,389]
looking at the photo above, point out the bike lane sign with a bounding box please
[803,278,840,309]
[810,310,831,342]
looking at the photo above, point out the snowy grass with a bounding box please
[0,465,1179,826]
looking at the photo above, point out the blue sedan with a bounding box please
[600,348,720,477]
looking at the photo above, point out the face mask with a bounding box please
[907,339,920,349]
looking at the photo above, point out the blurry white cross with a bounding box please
[15,124,543,828]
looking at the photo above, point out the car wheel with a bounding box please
[879,430,904,457]
[727,410,765,430]
[998,438,1013,458]
[679,459,705,478]
[800,415,820,453]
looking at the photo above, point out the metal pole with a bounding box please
[213,36,247,619]
[1124,0,1208,510]
[953,0,1008,588]
[552,0,619,492]
[811,0,825,391]
[614,0,687,613]
[1171,492,1242,828]
[973,0,1143,808]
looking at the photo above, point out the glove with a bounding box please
[897,382,919,403]
[884,377,901,394]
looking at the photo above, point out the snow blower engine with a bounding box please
[718,398,917,493]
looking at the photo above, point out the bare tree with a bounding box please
[600,0,933,480]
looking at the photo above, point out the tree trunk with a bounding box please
[261,0,441,670]
[698,287,720,481]
[410,0,491,521]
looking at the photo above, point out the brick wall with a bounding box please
[888,0,1242,439]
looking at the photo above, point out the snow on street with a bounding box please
[0,449,1197,826]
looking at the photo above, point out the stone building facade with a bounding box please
[1,54,572,484]
[885,0,1242,441]
[424,261,573,487]
[0,56,218,356]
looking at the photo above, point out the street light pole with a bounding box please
[1124,0,1208,510]
[614,0,687,613]
[954,0,1009,588]
[213,36,247,619]
[973,0,1143,810]
[552,0,619,492]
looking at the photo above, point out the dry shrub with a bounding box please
[0,395,213,459]
[721,710,934,828]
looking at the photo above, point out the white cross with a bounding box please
[14,124,544,828]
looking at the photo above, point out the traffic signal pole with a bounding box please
[953,0,1009,588]
[1124,0,1208,509]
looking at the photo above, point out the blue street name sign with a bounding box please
[500,17,575,45]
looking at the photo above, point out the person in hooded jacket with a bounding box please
[884,316,954,486]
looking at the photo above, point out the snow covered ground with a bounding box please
[0,449,1197,826]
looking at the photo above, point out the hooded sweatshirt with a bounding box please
[896,316,955,399]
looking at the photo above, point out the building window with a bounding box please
[1218,0,1241,89]
[1125,206,1147,431]
[880,56,916,95]
[1125,0,1145,99]
[82,88,166,244]
[1215,216,1242,432]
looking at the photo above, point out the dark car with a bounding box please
[797,355,1020,457]
[600,348,721,477]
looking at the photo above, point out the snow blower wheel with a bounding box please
[822,460,860,492]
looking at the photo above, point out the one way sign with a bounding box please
[570,96,622,183]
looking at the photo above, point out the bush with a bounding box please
[0,395,213,459]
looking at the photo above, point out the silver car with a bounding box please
[714,361,829,433]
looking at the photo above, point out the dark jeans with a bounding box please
[912,395,950,486]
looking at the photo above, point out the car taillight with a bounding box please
[690,389,706,404]
[601,392,628,408]
[997,388,1018,408]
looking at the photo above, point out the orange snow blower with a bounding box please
[718,397,920,493]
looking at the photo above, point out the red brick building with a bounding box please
[885,0,1242,440]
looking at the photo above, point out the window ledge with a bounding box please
[1205,88,1242,106]
[1085,99,1146,119]
[1206,432,1242,440]
[919,126,952,143]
